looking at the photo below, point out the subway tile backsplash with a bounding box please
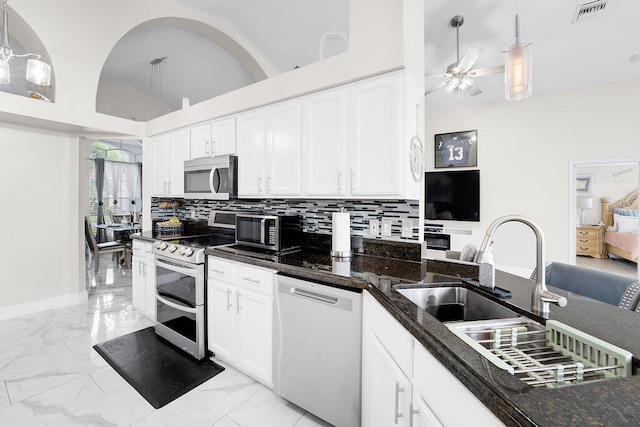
[151,198,420,241]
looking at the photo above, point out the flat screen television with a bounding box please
[425,170,480,222]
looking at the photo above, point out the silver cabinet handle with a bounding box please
[337,169,342,193]
[211,139,216,156]
[210,268,225,275]
[351,168,355,192]
[267,175,272,193]
[242,276,260,284]
[394,381,405,424]
[163,181,168,194]
[409,402,418,427]
[236,291,242,313]
[168,181,172,193]
[226,288,232,311]
[258,176,263,193]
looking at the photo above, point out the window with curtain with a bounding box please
[88,140,142,241]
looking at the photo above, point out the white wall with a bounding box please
[96,80,173,122]
[425,79,640,272]
[0,124,85,314]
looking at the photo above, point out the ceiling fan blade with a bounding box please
[425,72,453,78]
[454,47,484,72]
[424,80,451,96]
[468,65,505,77]
[466,84,483,97]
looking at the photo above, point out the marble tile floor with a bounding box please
[0,254,332,426]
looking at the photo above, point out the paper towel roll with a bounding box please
[331,211,352,258]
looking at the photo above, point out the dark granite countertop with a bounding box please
[206,245,640,426]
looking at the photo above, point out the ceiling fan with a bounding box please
[425,15,504,99]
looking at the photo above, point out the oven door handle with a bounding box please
[155,256,199,277]
[156,293,198,314]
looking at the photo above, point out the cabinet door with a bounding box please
[145,254,156,320]
[131,255,146,313]
[211,117,236,156]
[190,123,212,159]
[302,89,348,196]
[412,394,444,427]
[351,75,401,196]
[236,109,266,197]
[413,341,504,426]
[266,100,301,196]
[207,280,236,362]
[362,334,412,427]
[236,288,273,387]
[152,135,171,196]
[169,129,190,196]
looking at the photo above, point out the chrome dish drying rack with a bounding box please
[448,318,633,388]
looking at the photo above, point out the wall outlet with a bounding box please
[381,218,392,236]
[369,219,380,236]
[401,219,413,238]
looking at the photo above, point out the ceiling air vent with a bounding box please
[573,0,608,24]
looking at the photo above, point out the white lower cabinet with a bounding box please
[207,256,275,387]
[131,240,156,320]
[362,292,504,427]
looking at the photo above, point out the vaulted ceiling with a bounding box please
[97,0,640,118]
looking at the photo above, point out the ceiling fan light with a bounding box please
[0,60,9,84]
[445,77,460,93]
[459,76,473,91]
[26,58,51,86]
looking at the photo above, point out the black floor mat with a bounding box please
[93,327,224,409]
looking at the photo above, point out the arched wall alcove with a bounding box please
[96,17,268,122]
[0,3,55,102]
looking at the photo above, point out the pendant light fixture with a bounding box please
[0,0,51,86]
[505,5,532,101]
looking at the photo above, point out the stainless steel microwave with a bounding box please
[184,155,237,200]
[235,214,302,252]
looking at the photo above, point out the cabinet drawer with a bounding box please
[576,236,600,245]
[237,264,275,296]
[576,229,598,238]
[577,244,600,254]
[208,257,236,283]
[133,240,146,253]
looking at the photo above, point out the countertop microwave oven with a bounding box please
[235,213,302,253]
[184,155,238,200]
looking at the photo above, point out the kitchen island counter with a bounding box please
[206,246,640,426]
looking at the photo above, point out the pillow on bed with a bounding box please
[614,208,638,217]
[614,214,639,234]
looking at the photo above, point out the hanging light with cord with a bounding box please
[505,1,532,101]
[0,0,51,86]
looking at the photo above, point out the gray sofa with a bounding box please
[545,262,639,309]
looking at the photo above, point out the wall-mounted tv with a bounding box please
[425,170,480,222]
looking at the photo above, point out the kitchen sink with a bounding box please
[393,285,520,322]
[447,317,633,388]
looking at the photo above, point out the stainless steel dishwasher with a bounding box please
[274,275,362,427]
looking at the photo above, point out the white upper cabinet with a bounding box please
[236,109,267,197]
[350,74,402,197]
[190,117,236,159]
[266,99,301,196]
[302,88,348,196]
[152,129,190,197]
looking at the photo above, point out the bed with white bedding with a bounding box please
[601,190,638,263]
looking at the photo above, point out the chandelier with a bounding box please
[0,0,51,86]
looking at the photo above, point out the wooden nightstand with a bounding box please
[576,225,606,259]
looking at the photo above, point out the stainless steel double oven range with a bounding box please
[152,211,236,360]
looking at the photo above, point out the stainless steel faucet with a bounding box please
[474,215,567,315]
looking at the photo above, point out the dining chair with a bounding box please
[84,216,127,273]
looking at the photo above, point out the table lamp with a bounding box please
[577,197,593,226]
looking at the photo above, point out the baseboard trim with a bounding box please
[0,291,89,321]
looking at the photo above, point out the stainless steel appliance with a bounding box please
[183,155,238,200]
[235,213,301,252]
[274,275,362,427]
[152,211,236,360]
